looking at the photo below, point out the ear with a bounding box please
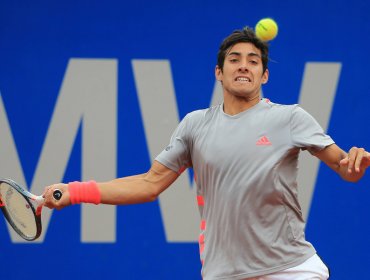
[261,69,269,84]
[215,65,223,81]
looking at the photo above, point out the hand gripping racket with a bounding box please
[0,178,62,241]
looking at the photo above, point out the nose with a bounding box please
[239,63,249,72]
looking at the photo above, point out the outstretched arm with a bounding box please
[314,144,370,182]
[44,160,179,209]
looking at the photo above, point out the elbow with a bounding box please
[144,185,161,203]
[142,179,166,203]
[146,191,159,202]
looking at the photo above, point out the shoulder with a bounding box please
[179,105,221,137]
[264,99,294,110]
[264,99,315,118]
[183,105,221,124]
[262,99,299,118]
[260,100,320,129]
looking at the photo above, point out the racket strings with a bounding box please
[6,188,29,229]
[1,184,37,237]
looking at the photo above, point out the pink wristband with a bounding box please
[68,180,101,205]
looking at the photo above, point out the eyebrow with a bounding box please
[227,51,261,59]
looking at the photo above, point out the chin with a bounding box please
[233,91,257,98]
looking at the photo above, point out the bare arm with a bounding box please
[314,144,370,182]
[44,160,179,209]
[99,161,179,204]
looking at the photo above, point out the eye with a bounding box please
[250,60,258,65]
[229,58,239,63]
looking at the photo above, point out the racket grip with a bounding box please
[53,189,63,201]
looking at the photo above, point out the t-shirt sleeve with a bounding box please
[155,114,192,174]
[290,105,334,154]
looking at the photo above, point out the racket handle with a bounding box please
[53,189,63,201]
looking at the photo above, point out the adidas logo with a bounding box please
[256,136,272,146]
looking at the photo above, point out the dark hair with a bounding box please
[217,27,269,73]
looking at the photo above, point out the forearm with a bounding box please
[98,173,158,205]
[97,163,179,205]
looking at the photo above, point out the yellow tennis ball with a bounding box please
[255,18,278,41]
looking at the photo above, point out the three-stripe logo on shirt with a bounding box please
[256,136,272,146]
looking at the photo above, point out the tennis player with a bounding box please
[44,27,370,280]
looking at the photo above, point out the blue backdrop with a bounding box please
[1,0,370,279]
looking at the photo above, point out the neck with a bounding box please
[223,91,261,115]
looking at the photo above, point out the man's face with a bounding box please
[215,42,269,99]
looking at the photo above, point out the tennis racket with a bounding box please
[0,178,62,241]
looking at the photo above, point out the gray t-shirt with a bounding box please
[155,99,334,279]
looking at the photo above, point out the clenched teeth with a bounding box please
[236,77,251,82]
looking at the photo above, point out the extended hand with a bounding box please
[339,147,370,173]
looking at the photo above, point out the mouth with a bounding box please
[235,76,251,82]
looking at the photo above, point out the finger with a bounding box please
[340,157,349,166]
[42,185,51,197]
[43,199,52,209]
[56,205,64,211]
[44,186,58,204]
[354,148,365,172]
[366,151,370,160]
[361,151,370,169]
[44,194,59,209]
[347,147,358,173]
